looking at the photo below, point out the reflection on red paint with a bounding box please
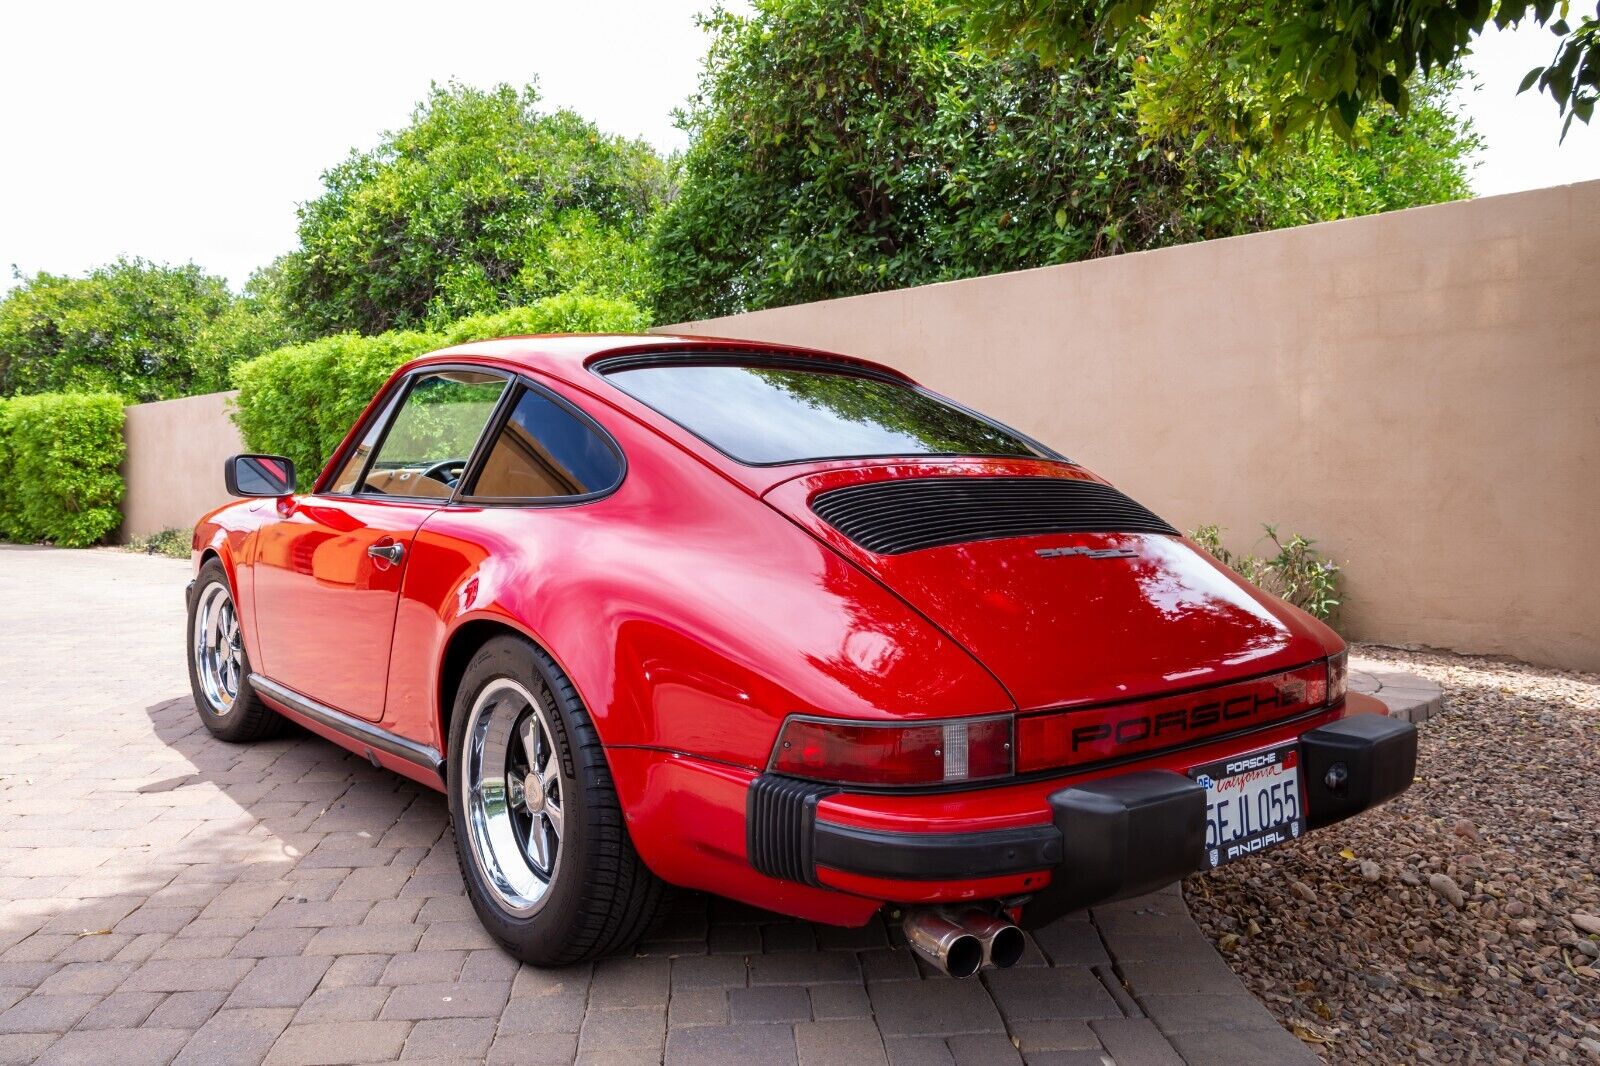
[190,335,1350,926]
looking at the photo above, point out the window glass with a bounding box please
[359,371,506,498]
[470,387,622,499]
[327,389,403,494]
[603,362,1046,465]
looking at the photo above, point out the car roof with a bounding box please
[391,334,923,497]
[399,333,914,386]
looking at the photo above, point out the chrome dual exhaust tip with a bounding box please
[902,910,984,978]
[955,909,1026,969]
[901,907,1025,978]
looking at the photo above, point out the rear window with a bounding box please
[602,361,1047,465]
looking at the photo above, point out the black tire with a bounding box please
[187,558,284,742]
[448,634,664,965]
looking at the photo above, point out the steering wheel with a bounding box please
[421,458,468,488]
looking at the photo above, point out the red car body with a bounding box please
[192,334,1415,936]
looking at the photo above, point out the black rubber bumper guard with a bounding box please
[747,714,1418,925]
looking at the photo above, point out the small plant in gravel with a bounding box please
[1191,523,1342,622]
[127,527,192,559]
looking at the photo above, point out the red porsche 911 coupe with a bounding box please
[188,334,1416,975]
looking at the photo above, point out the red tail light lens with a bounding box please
[770,715,1013,786]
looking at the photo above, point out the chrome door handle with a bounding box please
[367,542,404,565]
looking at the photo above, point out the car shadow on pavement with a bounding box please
[0,692,1276,1065]
[0,688,1295,1065]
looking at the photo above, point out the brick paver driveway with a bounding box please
[0,546,1316,1066]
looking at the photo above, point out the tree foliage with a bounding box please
[954,0,1597,144]
[650,0,1480,322]
[279,81,670,337]
[0,259,295,402]
[1260,74,1480,224]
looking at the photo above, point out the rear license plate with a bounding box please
[1190,742,1304,869]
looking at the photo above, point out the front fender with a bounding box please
[193,501,268,668]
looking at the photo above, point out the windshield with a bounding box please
[603,361,1049,465]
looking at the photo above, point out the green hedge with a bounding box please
[0,393,125,546]
[231,292,649,486]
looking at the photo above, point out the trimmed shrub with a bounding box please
[231,329,440,489]
[0,393,125,546]
[0,398,10,539]
[231,294,648,486]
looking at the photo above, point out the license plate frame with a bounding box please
[1190,741,1305,869]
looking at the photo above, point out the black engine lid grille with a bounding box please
[811,476,1178,555]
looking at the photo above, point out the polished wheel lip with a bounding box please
[192,582,241,715]
[461,676,565,918]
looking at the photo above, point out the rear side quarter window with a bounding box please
[464,386,623,501]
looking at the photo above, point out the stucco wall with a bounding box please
[660,181,1600,671]
[119,390,242,543]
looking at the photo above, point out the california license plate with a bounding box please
[1191,742,1304,869]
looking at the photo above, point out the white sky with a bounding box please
[1,2,1594,294]
[1455,19,1600,195]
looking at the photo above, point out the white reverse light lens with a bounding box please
[942,722,970,780]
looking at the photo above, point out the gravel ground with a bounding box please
[1185,644,1600,1064]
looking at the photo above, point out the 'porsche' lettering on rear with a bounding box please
[1066,690,1284,751]
[1014,663,1331,773]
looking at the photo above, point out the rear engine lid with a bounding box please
[765,460,1333,711]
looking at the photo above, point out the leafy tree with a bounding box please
[0,259,294,402]
[953,0,1597,143]
[279,81,670,336]
[650,0,1480,322]
[1259,74,1481,224]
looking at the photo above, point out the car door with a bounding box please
[250,367,510,721]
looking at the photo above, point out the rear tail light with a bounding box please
[1327,649,1348,703]
[770,715,1013,787]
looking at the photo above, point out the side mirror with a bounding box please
[225,454,296,498]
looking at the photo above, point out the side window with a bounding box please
[326,389,403,494]
[358,371,507,499]
[468,386,623,500]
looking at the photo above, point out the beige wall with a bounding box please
[119,390,243,543]
[661,181,1600,672]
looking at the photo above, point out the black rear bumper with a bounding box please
[748,714,1418,923]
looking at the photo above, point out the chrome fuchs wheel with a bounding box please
[186,560,282,743]
[460,678,566,917]
[447,635,663,963]
[192,582,242,714]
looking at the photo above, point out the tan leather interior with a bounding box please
[362,468,454,498]
[474,419,583,498]
[328,445,373,494]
